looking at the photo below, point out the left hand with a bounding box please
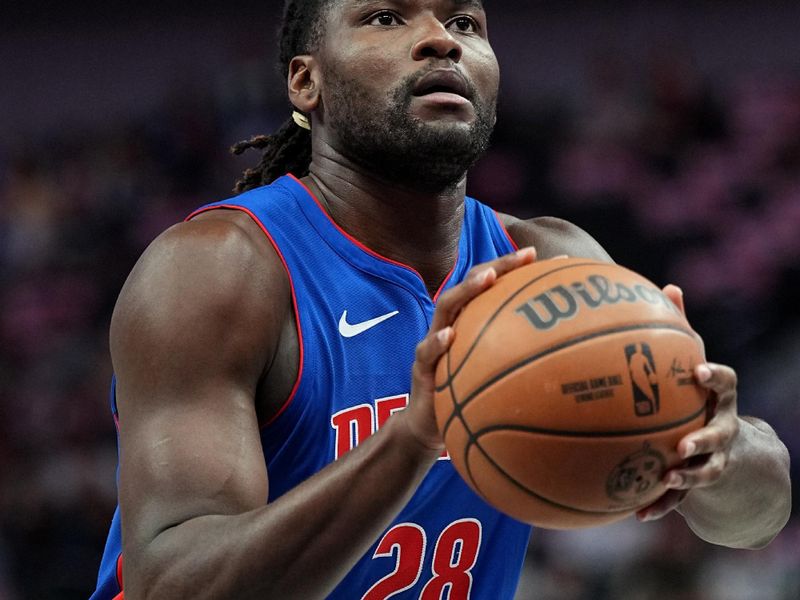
[636,284,741,522]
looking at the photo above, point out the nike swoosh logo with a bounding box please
[338,310,400,338]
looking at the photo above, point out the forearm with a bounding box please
[678,416,791,549]
[129,414,440,600]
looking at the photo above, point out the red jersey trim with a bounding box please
[185,205,305,429]
[431,263,457,303]
[116,553,124,590]
[288,174,458,300]
[494,211,519,252]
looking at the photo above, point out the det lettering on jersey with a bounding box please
[331,394,450,461]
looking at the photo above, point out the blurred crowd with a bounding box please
[1,24,798,600]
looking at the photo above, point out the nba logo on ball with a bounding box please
[625,343,660,417]
[434,258,709,529]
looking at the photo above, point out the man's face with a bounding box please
[315,0,500,191]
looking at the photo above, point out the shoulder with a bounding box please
[123,209,288,307]
[497,212,614,263]
[110,208,291,374]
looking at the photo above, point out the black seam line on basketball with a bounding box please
[446,336,466,447]
[444,311,487,495]
[447,338,480,477]
[440,322,695,437]
[463,433,637,516]
[436,261,603,392]
[472,403,707,439]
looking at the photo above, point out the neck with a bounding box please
[304,153,466,296]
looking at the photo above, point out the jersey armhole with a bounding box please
[493,211,519,252]
[185,205,305,429]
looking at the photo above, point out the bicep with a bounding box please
[111,217,285,554]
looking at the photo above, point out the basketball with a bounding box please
[434,258,708,529]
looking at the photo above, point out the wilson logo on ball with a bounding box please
[514,274,678,331]
[434,258,707,529]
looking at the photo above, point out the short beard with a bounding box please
[323,65,496,193]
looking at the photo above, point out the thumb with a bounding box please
[662,284,685,316]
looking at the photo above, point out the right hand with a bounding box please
[401,247,538,452]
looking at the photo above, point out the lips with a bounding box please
[412,69,471,100]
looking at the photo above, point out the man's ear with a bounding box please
[288,55,321,114]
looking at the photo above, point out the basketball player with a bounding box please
[91,1,791,597]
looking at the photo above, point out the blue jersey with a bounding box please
[92,174,532,599]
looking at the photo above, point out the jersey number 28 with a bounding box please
[362,518,482,600]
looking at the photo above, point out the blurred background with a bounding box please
[0,1,797,598]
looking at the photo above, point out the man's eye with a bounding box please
[449,16,478,33]
[369,11,401,26]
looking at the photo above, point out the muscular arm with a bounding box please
[498,213,613,262]
[675,414,791,548]
[114,213,441,599]
[113,213,535,599]
[635,291,791,548]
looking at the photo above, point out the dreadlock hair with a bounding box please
[231,0,333,193]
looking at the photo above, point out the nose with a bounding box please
[411,18,463,62]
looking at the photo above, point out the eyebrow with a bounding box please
[453,0,484,9]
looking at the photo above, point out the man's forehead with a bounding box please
[342,0,485,11]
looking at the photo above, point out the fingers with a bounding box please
[429,268,495,335]
[669,420,738,491]
[414,326,454,375]
[416,246,537,386]
[696,363,737,408]
[429,246,536,334]
[638,360,741,522]
[406,247,538,451]
[663,363,738,488]
[407,326,456,452]
[636,450,725,521]
[678,406,739,460]
[663,450,729,490]
[679,363,737,454]
[421,246,536,373]
[662,283,685,316]
[661,285,707,357]
[636,489,688,522]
